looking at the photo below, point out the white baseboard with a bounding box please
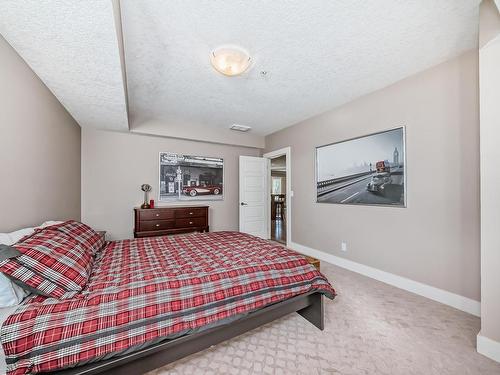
[477,333,500,363]
[289,241,481,317]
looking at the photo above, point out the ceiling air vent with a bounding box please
[230,124,251,132]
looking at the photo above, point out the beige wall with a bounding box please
[479,0,500,347]
[265,50,480,301]
[81,128,260,240]
[0,35,81,232]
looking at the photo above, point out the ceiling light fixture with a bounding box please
[210,45,251,76]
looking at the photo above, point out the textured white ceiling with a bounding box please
[121,0,480,136]
[0,1,128,131]
[0,1,480,140]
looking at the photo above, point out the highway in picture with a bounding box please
[317,165,405,205]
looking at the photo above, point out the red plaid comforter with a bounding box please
[1,231,335,374]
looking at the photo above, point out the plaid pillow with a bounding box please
[0,230,93,299]
[0,254,77,299]
[42,220,104,256]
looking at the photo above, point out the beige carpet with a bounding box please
[147,262,500,375]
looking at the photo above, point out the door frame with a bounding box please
[263,147,291,246]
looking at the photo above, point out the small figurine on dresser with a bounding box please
[140,184,152,209]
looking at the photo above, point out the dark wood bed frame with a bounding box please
[54,291,324,375]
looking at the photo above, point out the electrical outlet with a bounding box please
[341,241,347,252]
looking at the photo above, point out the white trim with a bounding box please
[263,147,292,246]
[289,241,481,317]
[478,333,500,363]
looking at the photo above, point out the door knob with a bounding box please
[240,202,248,206]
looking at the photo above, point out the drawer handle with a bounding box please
[156,214,160,217]
[189,221,193,225]
[156,224,160,227]
[189,212,193,215]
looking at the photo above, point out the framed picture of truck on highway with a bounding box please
[316,127,406,207]
[159,152,224,201]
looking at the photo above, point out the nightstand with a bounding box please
[97,231,106,241]
[305,256,320,271]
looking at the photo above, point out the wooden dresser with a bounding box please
[134,206,209,238]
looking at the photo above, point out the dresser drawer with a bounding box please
[174,207,206,219]
[140,220,175,232]
[139,209,174,221]
[175,217,206,228]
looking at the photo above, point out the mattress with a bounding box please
[1,231,335,374]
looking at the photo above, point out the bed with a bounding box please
[0,222,335,374]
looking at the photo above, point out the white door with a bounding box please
[239,156,269,239]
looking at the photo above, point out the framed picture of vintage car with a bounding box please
[159,152,224,201]
[316,127,406,207]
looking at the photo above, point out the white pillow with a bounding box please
[0,221,63,246]
[0,273,28,307]
[0,227,35,246]
[36,221,63,229]
[0,227,35,306]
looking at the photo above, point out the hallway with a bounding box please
[271,218,286,244]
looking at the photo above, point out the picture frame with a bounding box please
[315,127,406,207]
[159,152,224,202]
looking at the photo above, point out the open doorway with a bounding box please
[270,156,286,243]
[263,147,291,246]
